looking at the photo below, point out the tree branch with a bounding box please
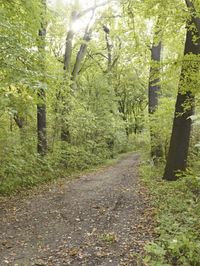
[77,0,114,19]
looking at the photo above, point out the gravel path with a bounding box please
[0,153,153,266]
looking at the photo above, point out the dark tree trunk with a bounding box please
[163,91,194,180]
[163,0,200,180]
[148,41,161,114]
[148,20,162,160]
[60,30,75,142]
[37,89,47,154]
[37,0,47,155]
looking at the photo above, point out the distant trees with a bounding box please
[61,1,110,142]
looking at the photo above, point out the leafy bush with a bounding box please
[149,98,175,161]
[140,161,200,266]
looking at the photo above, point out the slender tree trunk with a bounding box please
[61,11,80,142]
[37,0,47,155]
[64,30,74,72]
[61,11,94,141]
[163,0,200,180]
[60,2,110,142]
[71,30,92,87]
[37,88,47,154]
[148,20,162,160]
[105,32,112,73]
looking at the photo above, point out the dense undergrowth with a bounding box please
[140,152,200,265]
[0,132,134,196]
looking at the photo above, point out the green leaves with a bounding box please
[141,162,200,266]
[0,0,42,85]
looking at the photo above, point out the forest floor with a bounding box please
[0,153,154,266]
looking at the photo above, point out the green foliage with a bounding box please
[140,160,200,266]
[0,133,55,195]
[100,232,117,243]
[149,98,175,160]
[0,0,41,85]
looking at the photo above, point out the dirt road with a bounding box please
[0,153,153,266]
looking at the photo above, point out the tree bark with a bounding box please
[37,0,47,155]
[37,88,47,155]
[148,19,162,160]
[163,0,200,180]
[148,41,161,114]
[64,11,77,72]
[71,9,94,86]
[71,32,91,83]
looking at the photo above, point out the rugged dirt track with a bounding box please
[0,153,153,266]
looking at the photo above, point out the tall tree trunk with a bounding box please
[37,88,47,154]
[163,0,200,180]
[148,19,162,160]
[37,0,47,155]
[64,11,77,72]
[148,42,161,114]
